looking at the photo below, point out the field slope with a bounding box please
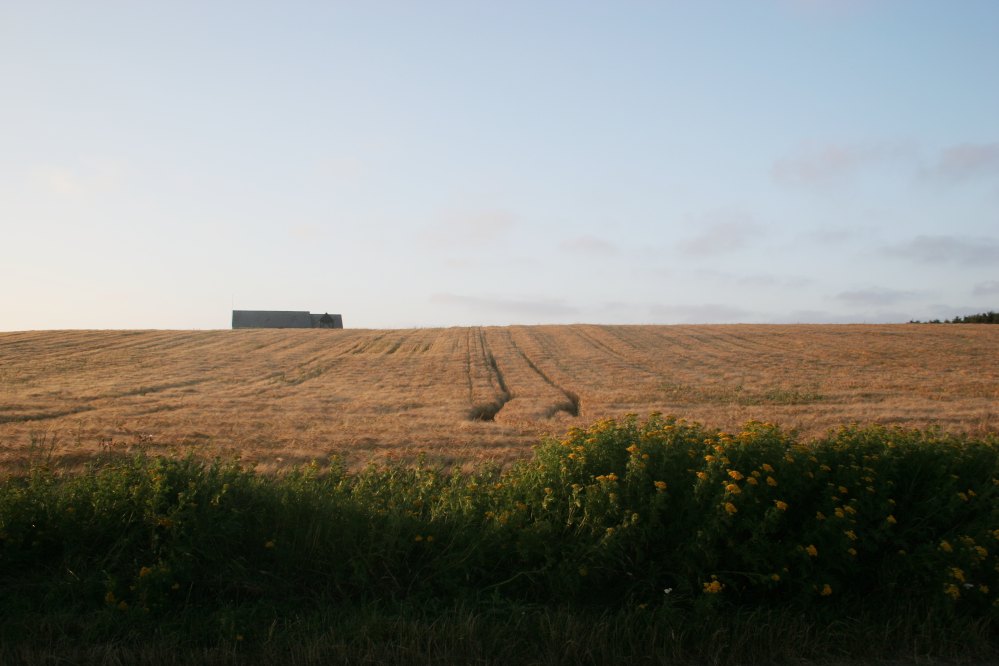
[1,324,997,469]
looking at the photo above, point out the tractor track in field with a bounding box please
[467,328,512,422]
[503,329,579,418]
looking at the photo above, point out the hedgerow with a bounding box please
[1,415,996,641]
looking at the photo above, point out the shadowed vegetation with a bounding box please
[1,416,996,663]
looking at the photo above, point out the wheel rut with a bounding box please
[504,329,579,418]
[467,328,512,421]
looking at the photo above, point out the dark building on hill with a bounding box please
[231,310,343,329]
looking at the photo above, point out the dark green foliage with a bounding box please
[1,416,997,658]
[910,310,999,324]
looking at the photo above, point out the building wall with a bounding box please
[232,311,343,329]
[232,310,315,329]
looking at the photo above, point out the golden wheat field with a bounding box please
[1,324,997,470]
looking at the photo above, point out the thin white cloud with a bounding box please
[972,281,999,296]
[678,211,765,255]
[786,307,914,324]
[288,224,323,241]
[559,235,618,255]
[922,142,999,184]
[783,310,865,324]
[883,235,999,266]
[738,274,814,288]
[317,156,370,183]
[801,228,857,244]
[835,287,918,306]
[649,303,753,324]
[430,293,578,318]
[772,141,914,187]
[694,269,813,288]
[422,209,516,246]
[30,159,125,198]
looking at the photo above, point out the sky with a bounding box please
[2,0,998,330]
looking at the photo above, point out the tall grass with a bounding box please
[1,415,997,662]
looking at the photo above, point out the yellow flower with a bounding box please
[426,535,434,543]
[950,567,965,582]
[944,584,961,600]
[626,444,639,454]
[844,505,856,515]
[105,591,117,605]
[770,573,780,582]
[816,511,826,520]
[957,492,969,502]
[820,584,832,596]
[696,472,708,480]
[844,530,858,541]
[725,483,741,495]
[727,470,744,481]
[544,487,553,495]
[975,546,988,560]
[766,476,778,487]
[724,502,738,515]
[117,600,129,611]
[886,515,897,525]
[806,544,818,557]
[654,480,668,491]
[746,477,758,486]
[762,464,774,473]
[980,585,990,594]
[820,464,832,472]
[414,535,424,542]
[705,455,716,463]
[775,500,789,511]
[703,580,724,594]
[834,508,845,519]
[939,540,953,553]
[838,486,849,495]
[264,540,275,549]
[139,566,153,578]
[848,548,857,556]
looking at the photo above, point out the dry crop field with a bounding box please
[1,324,997,470]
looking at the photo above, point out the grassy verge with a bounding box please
[1,415,997,663]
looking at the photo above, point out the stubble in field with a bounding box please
[1,324,996,470]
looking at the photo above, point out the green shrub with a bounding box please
[1,415,996,642]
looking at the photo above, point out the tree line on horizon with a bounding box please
[909,311,998,324]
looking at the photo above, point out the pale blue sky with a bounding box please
[2,1,998,329]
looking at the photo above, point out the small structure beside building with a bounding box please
[232,310,343,329]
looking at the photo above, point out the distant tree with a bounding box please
[949,311,999,324]
[908,311,998,324]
